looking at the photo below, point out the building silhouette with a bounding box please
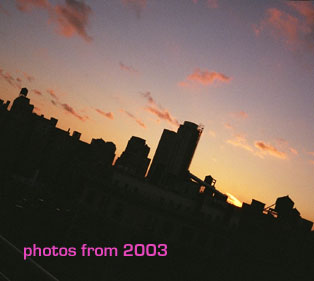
[148,121,203,184]
[0,88,116,195]
[115,136,150,177]
[0,88,313,281]
[10,87,34,115]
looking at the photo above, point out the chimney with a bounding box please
[72,131,81,140]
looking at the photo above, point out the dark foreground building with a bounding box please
[0,88,116,196]
[0,88,313,281]
[115,136,150,177]
[148,121,203,184]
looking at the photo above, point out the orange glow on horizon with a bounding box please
[226,192,243,208]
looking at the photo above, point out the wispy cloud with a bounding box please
[95,108,114,120]
[120,109,145,128]
[16,77,22,86]
[16,0,49,11]
[179,68,231,87]
[22,72,35,82]
[289,147,298,155]
[255,141,287,159]
[141,91,179,127]
[224,122,234,130]
[119,62,138,74]
[226,134,254,153]
[142,91,155,104]
[255,2,314,51]
[46,88,87,121]
[32,89,42,96]
[122,0,146,19]
[61,103,87,121]
[52,0,92,42]
[288,1,314,45]
[231,111,248,119]
[275,138,298,156]
[308,152,314,165]
[0,68,22,89]
[47,89,60,102]
[145,106,179,127]
[258,8,301,45]
[226,130,292,160]
[16,0,93,42]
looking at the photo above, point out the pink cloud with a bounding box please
[16,77,22,87]
[252,24,261,36]
[32,89,42,96]
[47,89,59,102]
[226,134,254,153]
[288,147,298,155]
[266,8,300,44]
[16,0,92,42]
[119,62,138,74]
[225,132,267,159]
[275,138,298,156]
[45,88,87,121]
[52,0,92,42]
[224,123,233,130]
[61,103,87,121]
[95,109,114,120]
[288,2,314,26]
[120,109,145,128]
[226,136,286,160]
[255,141,287,159]
[255,3,314,50]
[231,111,248,119]
[288,1,314,48]
[23,72,35,82]
[141,92,179,127]
[0,69,22,89]
[142,91,155,104]
[179,68,231,87]
[16,0,49,11]
[145,106,179,127]
[225,127,295,160]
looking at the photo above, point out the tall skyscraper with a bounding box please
[115,136,151,177]
[148,121,203,184]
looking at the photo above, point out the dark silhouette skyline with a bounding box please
[0,88,313,281]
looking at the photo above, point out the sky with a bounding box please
[0,0,313,223]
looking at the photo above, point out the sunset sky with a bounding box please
[0,0,313,222]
